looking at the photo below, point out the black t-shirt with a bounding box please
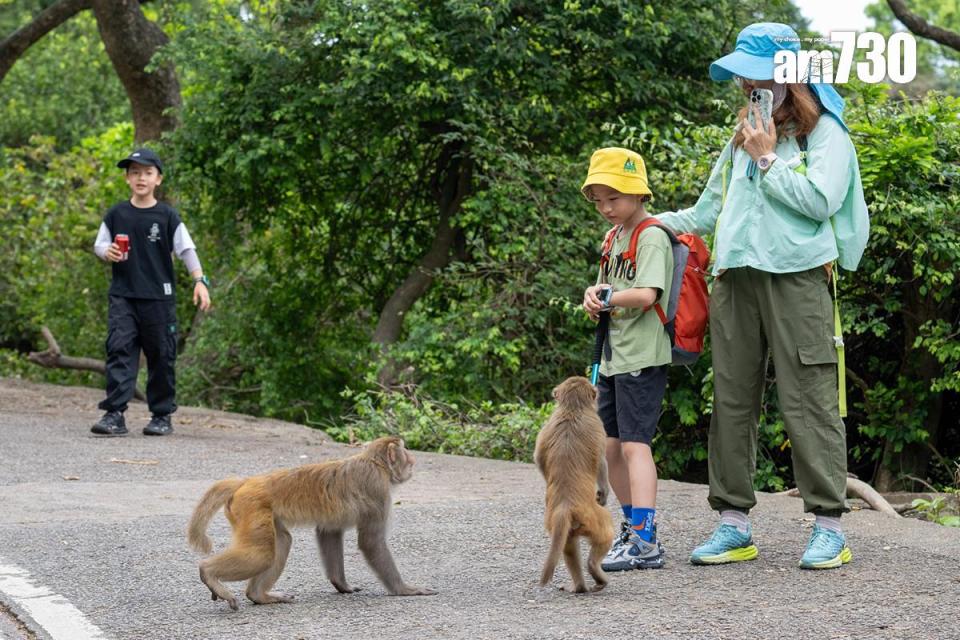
[103,201,181,300]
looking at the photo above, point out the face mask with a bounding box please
[734,76,788,111]
[771,83,787,111]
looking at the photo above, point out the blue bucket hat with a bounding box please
[709,23,848,131]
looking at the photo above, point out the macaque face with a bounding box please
[386,439,416,484]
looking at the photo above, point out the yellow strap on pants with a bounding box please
[832,264,847,418]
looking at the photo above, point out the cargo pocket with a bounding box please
[797,340,839,425]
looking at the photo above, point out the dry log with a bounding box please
[27,326,145,401]
[776,477,902,518]
[846,477,902,518]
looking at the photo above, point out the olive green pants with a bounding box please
[708,266,848,516]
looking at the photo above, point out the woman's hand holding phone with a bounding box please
[742,91,777,162]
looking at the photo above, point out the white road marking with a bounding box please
[0,561,107,640]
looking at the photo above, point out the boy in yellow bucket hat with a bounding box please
[581,147,673,571]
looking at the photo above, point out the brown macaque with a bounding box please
[187,436,436,610]
[534,376,614,593]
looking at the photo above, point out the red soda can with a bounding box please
[115,234,130,261]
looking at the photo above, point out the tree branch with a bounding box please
[777,477,902,518]
[846,477,902,518]
[27,325,145,401]
[886,0,960,51]
[0,0,91,83]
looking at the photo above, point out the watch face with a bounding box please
[759,157,770,169]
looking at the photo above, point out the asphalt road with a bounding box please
[1,378,959,640]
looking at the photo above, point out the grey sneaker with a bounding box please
[602,521,633,568]
[602,530,665,571]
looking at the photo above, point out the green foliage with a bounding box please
[1,0,956,494]
[327,382,551,462]
[0,12,129,149]
[0,128,131,369]
[841,88,960,477]
[911,495,960,527]
[865,0,960,94]
[163,0,800,422]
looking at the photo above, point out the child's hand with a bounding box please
[582,285,608,321]
[104,242,122,262]
[193,282,211,312]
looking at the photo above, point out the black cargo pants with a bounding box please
[98,295,178,417]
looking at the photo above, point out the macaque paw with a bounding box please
[226,597,239,611]
[333,583,361,594]
[559,583,588,594]
[591,582,608,592]
[396,585,437,596]
[250,591,294,605]
[596,490,609,506]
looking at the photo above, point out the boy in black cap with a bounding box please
[91,148,211,436]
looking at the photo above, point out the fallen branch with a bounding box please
[846,477,902,518]
[776,477,902,518]
[27,325,145,401]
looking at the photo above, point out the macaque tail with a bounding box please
[539,509,572,587]
[187,478,245,554]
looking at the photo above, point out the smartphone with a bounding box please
[598,286,613,308]
[748,88,773,130]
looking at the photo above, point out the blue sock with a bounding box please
[631,507,656,542]
[621,504,632,524]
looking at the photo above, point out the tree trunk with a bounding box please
[372,145,472,347]
[372,144,472,387]
[1,0,177,143]
[90,0,180,142]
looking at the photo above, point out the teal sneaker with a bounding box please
[689,523,759,565]
[799,525,852,569]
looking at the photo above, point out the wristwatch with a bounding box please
[193,275,210,287]
[758,153,778,172]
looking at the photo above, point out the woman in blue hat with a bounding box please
[656,23,869,570]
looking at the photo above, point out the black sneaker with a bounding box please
[91,411,128,436]
[143,414,173,436]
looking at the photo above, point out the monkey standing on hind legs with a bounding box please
[534,376,615,593]
[187,435,436,611]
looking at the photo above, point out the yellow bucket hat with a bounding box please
[580,147,652,200]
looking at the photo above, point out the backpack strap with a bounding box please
[599,225,620,270]
[629,218,680,326]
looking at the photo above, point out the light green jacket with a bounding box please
[656,114,869,274]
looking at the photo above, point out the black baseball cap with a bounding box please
[117,148,163,173]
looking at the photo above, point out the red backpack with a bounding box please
[600,218,710,365]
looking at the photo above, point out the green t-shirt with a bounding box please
[596,223,674,376]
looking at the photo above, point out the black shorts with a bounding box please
[597,365,668,444]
